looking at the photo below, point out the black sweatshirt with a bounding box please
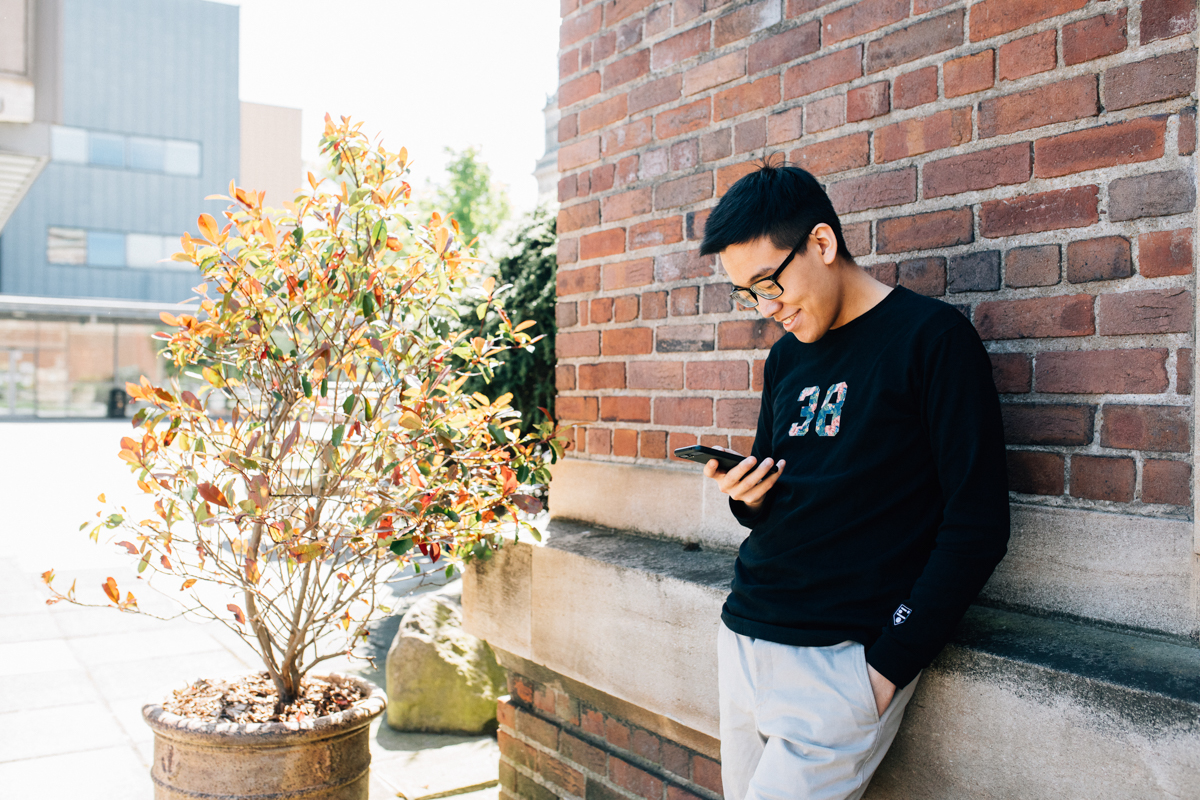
[723,286,1009,688]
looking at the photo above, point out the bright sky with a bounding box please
[215,0,561,212]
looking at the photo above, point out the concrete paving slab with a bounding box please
[0,702,130,762]
[0,744,151,799]
[65,626,231,667]
[371,722,500,800]
[0,639,81,677]
[0,667,100,711]
[86,649,253,701]
[0,611,63,643]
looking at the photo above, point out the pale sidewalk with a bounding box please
[0,421,499,799]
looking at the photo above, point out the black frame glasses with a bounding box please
[728,237,808,309]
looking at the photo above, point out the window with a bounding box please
[88,133,125,168]
[126,233,172,267]
[50,127,87,163]
[46,227,87,264]
[87,232,126,266]
[50,126,201,176]
[164,140,201,176]
[47,227,190,270]
[127,137,165,172]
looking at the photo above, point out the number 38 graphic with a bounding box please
[788,382,848,437]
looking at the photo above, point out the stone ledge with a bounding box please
[465,520,1200,797]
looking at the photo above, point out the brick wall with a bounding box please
[498,671,723,800]
[554,0,1198,517]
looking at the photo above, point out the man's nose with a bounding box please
[757,297,782,318]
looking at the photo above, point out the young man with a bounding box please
[699,164,1009,800]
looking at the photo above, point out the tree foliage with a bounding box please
[417,146,511,253]
[44,116,564,709]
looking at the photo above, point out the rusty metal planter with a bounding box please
[142,675,387,799]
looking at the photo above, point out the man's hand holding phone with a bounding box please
[680,445,784,513]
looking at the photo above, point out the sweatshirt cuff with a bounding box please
[729,496,770,529]
[865,633,925,689]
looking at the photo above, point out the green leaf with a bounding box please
[320,377,328,397]
[332,425,345,447]
[390,537,414,556]
[301,375,312,398]
[488,423,509,444]
[292,227,303,248]
[362,292,375,318]
[137,551,151,573]
[343,395,357,414]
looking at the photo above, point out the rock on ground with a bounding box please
[386,586,506,733]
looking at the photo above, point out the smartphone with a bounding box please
[673,445,779,475]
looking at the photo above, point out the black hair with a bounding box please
[698,157,852,263]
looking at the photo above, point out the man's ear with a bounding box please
[812,223,840,266]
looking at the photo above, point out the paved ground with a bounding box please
[0,421,500,799]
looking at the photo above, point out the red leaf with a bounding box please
[511,494,543,515]
[102,577,119,604]
[227,603,246,624]
[277,420,300,461]
[500,466,519,495]
[115,541,139,555]
[197,482,230,509]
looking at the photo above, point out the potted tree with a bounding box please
[43,115,562,799]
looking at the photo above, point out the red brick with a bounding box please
[628,360,684,389]
[1138,228,1193,278]
[1142,0,1197,44]
[712,162,756,199]
[578,299,590,326]
[1179,348,1193,394]
[1007,450,1065,496]
[594,32,617,63]
[606,0,651,26]
[1063,10,1127,66]
[687,209,712,241]
[556,395,599,421]
[609,756,664,797]
[970,0,1087,42]
[864,262,897,286]
[944,50,994,97]
[579,362,626,390]
[558,264,602,296]
[847,81,890,122]
[602,118,653,157]
[715,75,781,121]
[749,21,821,74]
[702,127,733,161]
[603,49,650,90]
[561,72,603,109]
[516,707,560,749]
[866,11,964,73]
[556,364,577,391]
[828,168,916,214]
[877,206,973,254]
[591,297,614,324]
[999,31,1056,81]
[1070,455,1135,503]
[601,395,651,422]
[580,229,626,260]
[538,751,585,796]
[843,222,871,258]
[1142,460,1191,505]
[875,107,972,163]
[717,398,761,429]
[1066,236,1132,283]
[684,52,745,96]
[1109,169,1196,222]
[630,74,682,114]
[693,755,724,795]
[687,360,750,390]
[561,730,608,774]
[592,163,616,193]
[613,295,639,322]
[670,286,700,316]
[562,0,578,18]
[1104,51,1197,112]
[652,22,711,70]
[630,217,684,250]
[894,66,937,109]
[672,139,699,170]
[979,185,1099,238]
[718,318,786,349]
[604,258,653,290]
[948,250,1000,293]
[980,75,1098,138]
[557,300,579,329]
[784,46,862,100]
[735,117,767,153]
[580,95,629,134]
[498,731,538,771]
[732,434,756,454]
[789,132,870,177]
[974,295,1094,340]
[558,331,600,363]
[702,282,735,314]
[823,0,907,45]
[1034,117,1167,179]
[559,113,579,143]
[631,728,661,764]
[923,143,1030,199]
[767,107,804,145]
[1005,245,1060,288]
[602,327,653,355]
[646,3,671,34]
[1002,403,1094,445]
[787,0,838,15]
[914,0,956,11]
[616,18,645,52]
[657,99,712,139]
[558,201,601,234]
[642,290,668,318]
[580,707,605,736]
[587,427,612,454]
[804,95,845,133]
[640,146,670,181]
[658,323,715,352]
[898,257,946,296]
[1035,349,1169,394]
[558,174,578,204]
[990,352,1031,393]
[641,429,668,458]
[1097,288,1192,336]
[714,0,782,47]
[559,137,602,171]
[498,698,518,730]
[1101,405,1189,452]
[654,397,713,426]
[562,4,603,46]
[602,189,652,223]
[1180,108,1196,155]
[656,173,714,209]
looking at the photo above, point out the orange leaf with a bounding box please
[102,577,119,604]
[160,311,179,326]
[160,555,173,571]
[227,603,246,624]
[500,466,519,495]
[181,578,197,591]
[197,482,230,509]
[115,541,138,555]
[197,213,218,243]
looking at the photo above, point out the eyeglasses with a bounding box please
[728,236,808,309]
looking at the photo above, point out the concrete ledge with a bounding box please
[464,521,1200,798]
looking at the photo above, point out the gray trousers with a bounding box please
[718,623,919,800]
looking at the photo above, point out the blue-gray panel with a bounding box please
[0,0,240,303]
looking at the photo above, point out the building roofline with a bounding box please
[0,293,193,324]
